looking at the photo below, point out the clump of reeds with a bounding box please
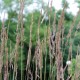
[26,13,33,80]
[1,0,80,80]
[13,0,24,80]
[0,20,6,80]
[55,2,69,79]
[4,28,8,80]
[33,8,43,80]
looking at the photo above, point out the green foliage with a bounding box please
[75,0,80,8]
[74,33,80,45]
[3,0,12,8]
[24,11,48,46]
[62,0,69,8]
[67,59,76,80]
